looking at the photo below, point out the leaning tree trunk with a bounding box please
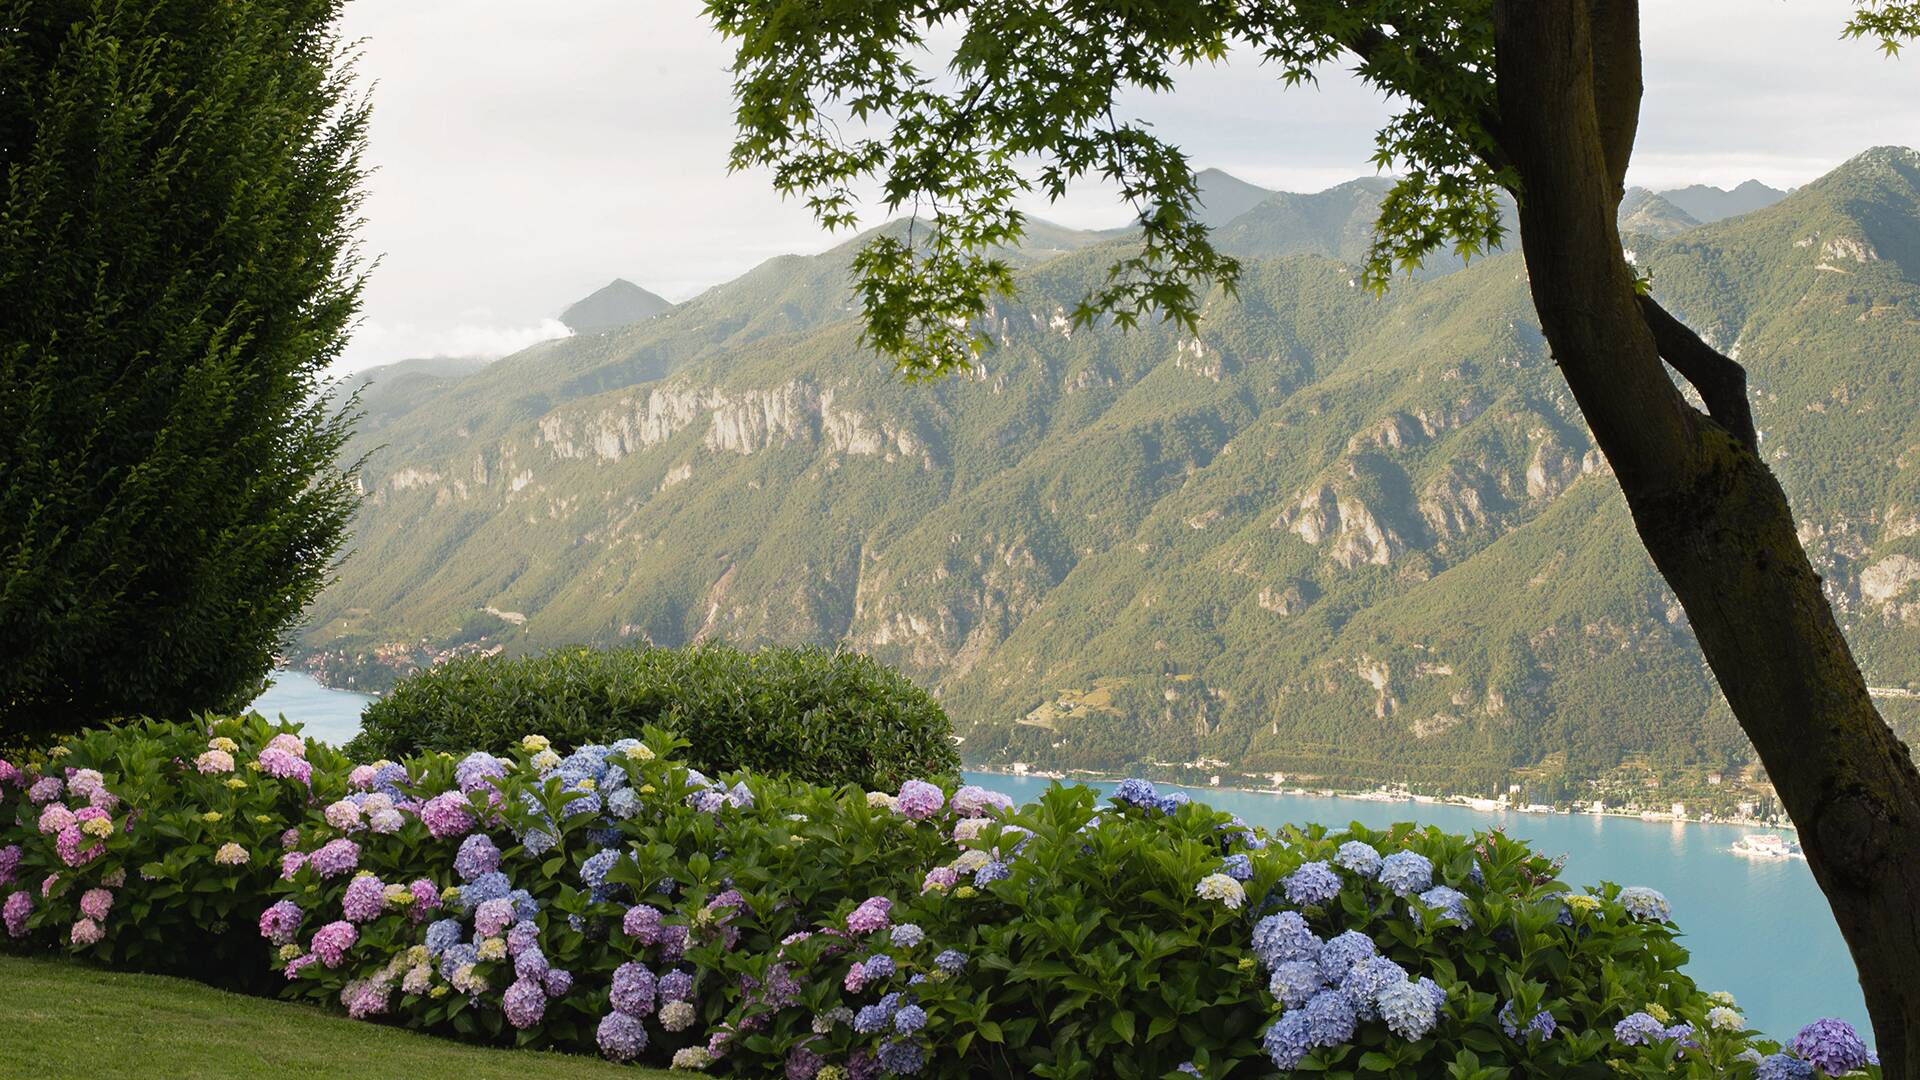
[1492,2,1920,1070]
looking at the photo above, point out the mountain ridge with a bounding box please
[300,149,1920,804]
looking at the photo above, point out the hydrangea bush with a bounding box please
[0,720,1881,1078]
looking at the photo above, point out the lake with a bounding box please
[250,670,1867,1040]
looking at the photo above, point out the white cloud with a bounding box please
[332,0,1920,374]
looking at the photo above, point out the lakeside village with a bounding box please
[994,755,1805,850]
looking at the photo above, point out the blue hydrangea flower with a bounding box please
[894,1003,927,1035]
[1155,792,1191,815]
[1333,841,1382,878]
[507,888,539,922]
[1618,886,1671,922]
[1219,853,1253,882]
[438,942,479,980]
[1499,999,1557,1040]
[1756,1053,1816,1080]
[934,949,967,974]
[1284,861,1342,906]
[877,1039,925,1075]
[1417,976,1447,1012]
[1263,1012,1313,1070]
[1413,885,1472,928]
[1466,859,1486,887]
[1377,978,1439,1040]
[864,954,897,980]
[459,871,510,911]
[582,850,620,891]
[1341,955,1407,1018]
[562,788,603,819]
[1267,960,1323,1009]
[854,1004,893,1034]
[425,918,463,956]
[1377,851,1433,896]
[1112,778,1159,808]
[520,827,557,857]
[607,787,639,819]
[890,923,925,948]
[1300,988,1358,1046]
[1251,912,1320,970]
[1316,930,1376,984]
[1613,1011,1669,1046]
[973,860,1011,886]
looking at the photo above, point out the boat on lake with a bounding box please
[1730,834,1803,860]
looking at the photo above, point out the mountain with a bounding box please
[1618,188,1702,239]
[297,152,1920,800]
[1193,168,1278,228]
[559,278,673,332]
[1658,179,1789,224]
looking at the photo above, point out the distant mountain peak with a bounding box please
[560,278,673,333]
[1657,180,1788,224]
[1193,169,1277,229]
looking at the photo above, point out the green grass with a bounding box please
[0,955,670,1079]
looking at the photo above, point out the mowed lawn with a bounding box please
[0,955,670,1079]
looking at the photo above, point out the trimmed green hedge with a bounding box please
[345,643,959,790]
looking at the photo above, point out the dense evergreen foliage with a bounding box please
[348,644,960,791]
[0,0,367,739]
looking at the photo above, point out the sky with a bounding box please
[333,0,1920,372]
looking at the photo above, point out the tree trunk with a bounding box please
[1491,3,1920,1070]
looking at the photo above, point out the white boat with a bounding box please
[1730,834,1803,860]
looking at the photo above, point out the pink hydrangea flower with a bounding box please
[285,953,318,979]
[846,896,891,933]
[87,786,119,811]
[0,845,20,886]
[310,920,358,967]
[624,904,664,943]
[280,851,307,880]
[259,899,302,944]
[38,803,76,835]
[66,769,105,800]
[343,978,392,1019]
[280,828,301,849]
[342,875,387,922]
[324,800,363,831]
[0,759,18,785]
[56,826,102,867]
[409,878,440,914]
[28,775,63,804]
[843,960,867,993]
[79,888,112,921]
[419,792,475,839]
[895,780,945,820]
[70,917,103,946]
[921,866,959,893]
[101,867,126,888]
[265,733,306,759]
[194,750,234,775]
[257,748,311,784]
[950,785,1014,817]
[348,764,378,790]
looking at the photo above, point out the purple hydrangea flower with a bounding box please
[503,978,546,1028]
[310,920,357,967]
[950,785,1012,817]
[507,920,539,957]
[454,835,500,882]
[659,969,694,1003]
[596,1011,648,1062]
[624,903,664,943]
[864,954,896,980]
[895,780,944,820]
[934,949,967,974]
[474,897,515,938]
[1284,861,1342,906]
[455,752,506,793]
[544,968,574,997]
[611,961,658,1017]
[308,839,360,879]
[259,899,302,945]
[1790,1018,1872,1075]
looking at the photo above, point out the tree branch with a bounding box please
[1585,0,1642,202]
[1637,295,1759,451]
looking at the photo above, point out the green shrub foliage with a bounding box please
[348,643,961,791]
[0,719,1844,1077]
[0,0,368,738]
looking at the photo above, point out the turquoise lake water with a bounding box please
[250,669,1867,1040]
